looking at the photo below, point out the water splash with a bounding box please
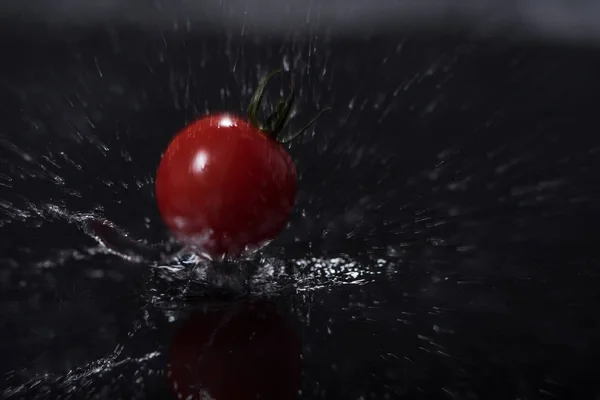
[2,25,600,400]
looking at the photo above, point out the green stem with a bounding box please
[279,107,332,143]
[247,70,281,131]
[247,70,330,143]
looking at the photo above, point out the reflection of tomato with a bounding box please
[167,299,301,400]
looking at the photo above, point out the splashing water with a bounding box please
[2,21,600,400]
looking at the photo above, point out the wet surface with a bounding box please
[1,22,600,400]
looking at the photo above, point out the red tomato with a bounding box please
[167,299,301,400]
[155,113,297,259]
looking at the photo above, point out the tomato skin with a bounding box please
[155,114,297,258]
[167,299,301,400]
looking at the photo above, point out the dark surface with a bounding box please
[1,22,600,399]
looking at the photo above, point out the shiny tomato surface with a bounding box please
[167,299,301,400]
[155,114,297,258]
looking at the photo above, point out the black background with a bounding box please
[1,17,600,400]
